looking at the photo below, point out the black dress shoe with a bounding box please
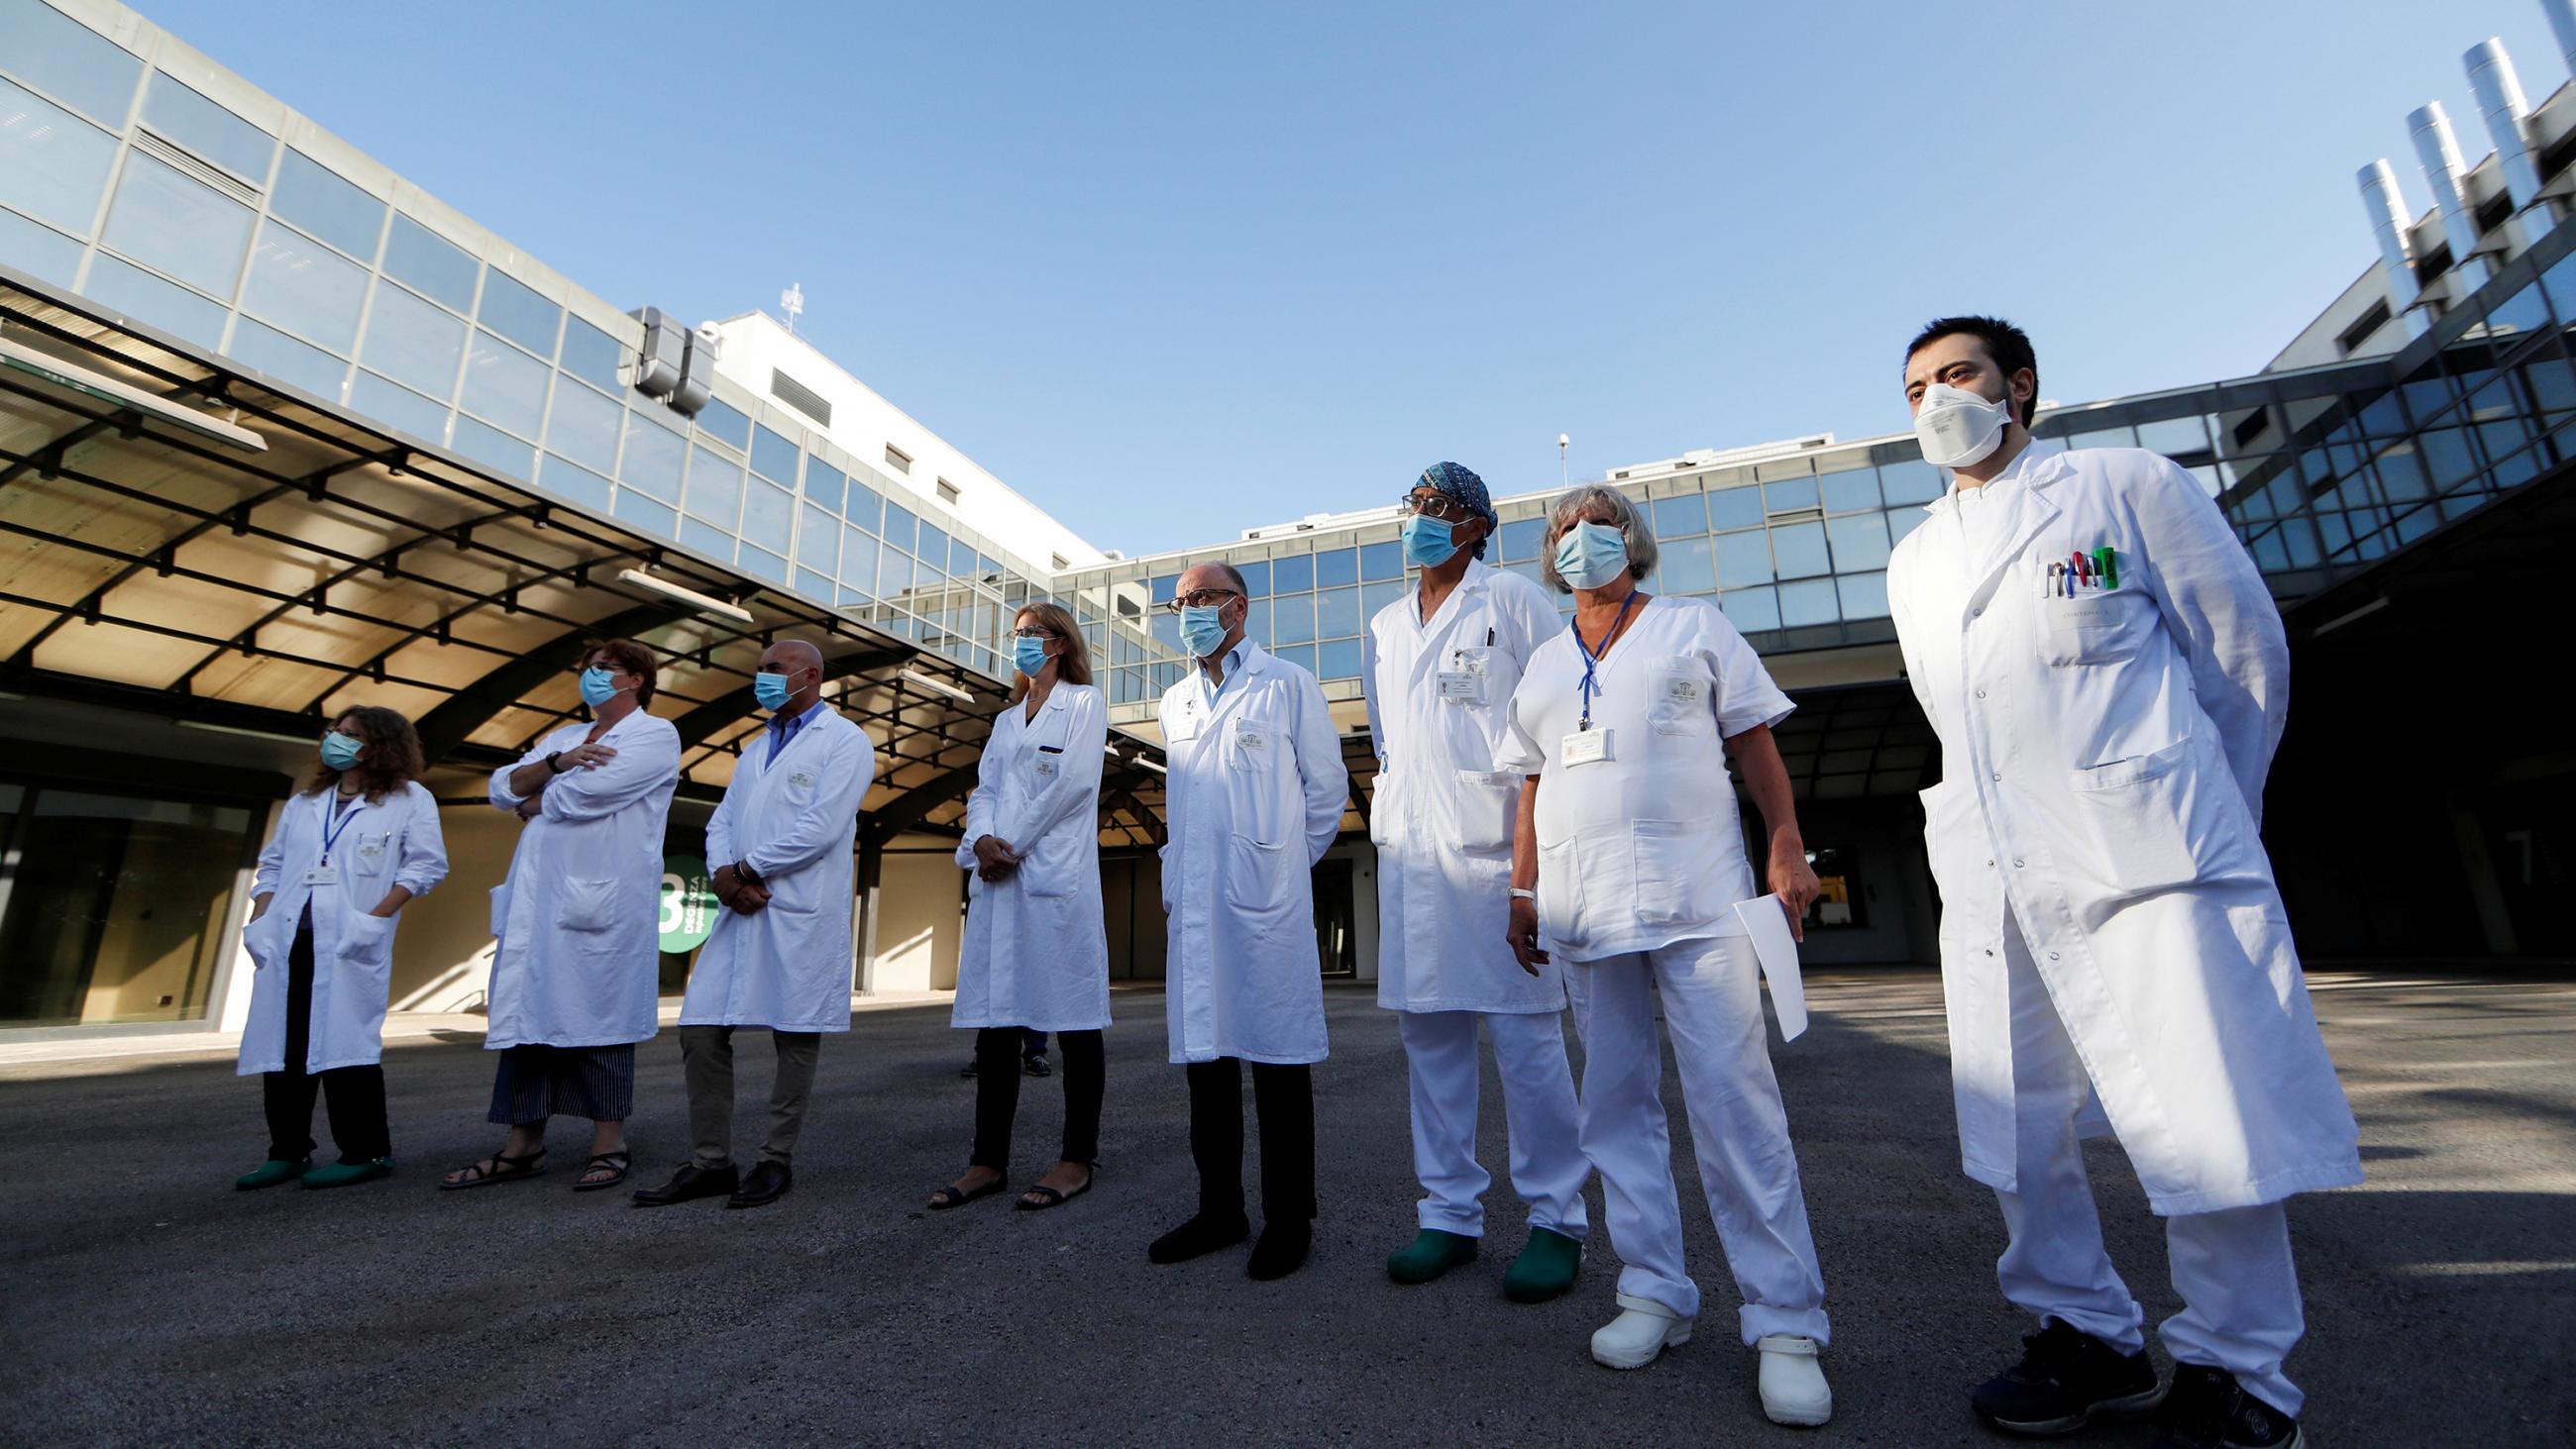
[726,1161,793,1209]
[1246,1220,1312,1281]
[2151,1364,2301,1449]
[1971,1318,2164,1435]
[1147,1210,1250,1264]
[632,1162,739,1206]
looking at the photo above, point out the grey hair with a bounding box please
[1539,484,1658,594]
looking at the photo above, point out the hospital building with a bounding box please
[1,0,2568,1045]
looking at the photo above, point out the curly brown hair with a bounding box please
[301,705,426,801]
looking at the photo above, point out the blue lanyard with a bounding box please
[1569,590,1639,730]
[319,792,365,865]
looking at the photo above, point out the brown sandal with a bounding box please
[440,1147,546,1190]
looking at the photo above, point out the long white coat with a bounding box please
[953,683,1113,1033]
[683,704,877,1033]
[238,781,448,1075]
[1886,444,2361,1215]
[1361,558,1566,1014]
[484,709,682,1050]
[1156,641,1348,1065]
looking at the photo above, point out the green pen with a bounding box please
[2098,547,2118,589]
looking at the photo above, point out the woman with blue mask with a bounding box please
[446,639,681,1194]
[235,706,447,1190]
[931,603,1112,1212]
[1494,484,1838,1427]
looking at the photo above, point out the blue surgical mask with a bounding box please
[579,666,623,707]
[319,733,363,771]
[1179,603,1231,659]
[1554,522,1630,591]
[753,672,793,711]
[1014,635,1053,678]
[1401,514,1459,569]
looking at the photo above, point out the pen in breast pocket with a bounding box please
[1486,627,1495,646]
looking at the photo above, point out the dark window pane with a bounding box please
[269,150,383,260]
[1819,466,1880,513]
[1708,485,1766,530]
[1763,475,1819,513]
[751,423,799,483]
[883,500,917,552]
[806,460,845,513]
[695,397,750,450]
[1315,547,1357,588]
[142,73,270,181]
[381,214,477,312]
[1359,540,1400,580]
[1238,559,1270,596]
[1653,494,1706,538]
[477,268,561,359]
[0,1,141,124]
[1273,553,1313,594]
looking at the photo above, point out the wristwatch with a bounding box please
[1509,887,1537,900]
[545,751,568,774]
[736,861,764,887]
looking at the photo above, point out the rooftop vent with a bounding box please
[771,368,831,427]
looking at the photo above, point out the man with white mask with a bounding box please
[1361,463,1588,1300]
[1148,561,1349,1281]
[1887,316,2359,1449]
[634,639,876,1211]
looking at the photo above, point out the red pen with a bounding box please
[2071,551,2089,589]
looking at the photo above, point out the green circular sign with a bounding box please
[659,853,717,953]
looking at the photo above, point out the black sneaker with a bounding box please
[1022,1055,1051,1078]
[1971,1319,2165,1436]
[2151,1364,2302,1449]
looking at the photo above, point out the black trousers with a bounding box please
[261,909,390,1165]
[970,1026,1103,1173]
[1185,1058,1314,1223]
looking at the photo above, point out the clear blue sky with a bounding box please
[146,0,2565,557]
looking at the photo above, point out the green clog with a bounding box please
[301,1158,394,1190]
[234,1158,309,1191]
[1387,1227,1479,1284]
[1502,1225,1583,1302]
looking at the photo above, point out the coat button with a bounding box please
[1972,607,1983,617]
[1985,860,1994,869]
[1985,949,1995,957]
[2048,952,2061,961]
[1989,772,2001,782]
[1975,688,1987,698]
[2013,858,2025,868]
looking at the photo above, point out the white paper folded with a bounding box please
[1734,893,1807,1042]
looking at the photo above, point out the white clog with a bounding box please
[1757,1333,1833,1426]
[1590,1293,1692,1370]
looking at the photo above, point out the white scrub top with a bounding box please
[1497,593,1793,962]
[1361,558,1566,1014]
[952,682,1114,1034]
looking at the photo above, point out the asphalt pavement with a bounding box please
[3,968,2570,1446]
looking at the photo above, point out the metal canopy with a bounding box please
[0,273,1164,837]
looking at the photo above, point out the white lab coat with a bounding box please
[484,709,682,1050]
[1495,595,1794,960]
[953,683,1113,1032]
[683,703,877,1033]
[237,781,448,1075]
[1361,558,1566,1013]
[1156,641,1348,1065]
[1886,445,2361,1215]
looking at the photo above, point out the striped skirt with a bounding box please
[486,1043,636,1125]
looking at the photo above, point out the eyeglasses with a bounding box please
[1397,492,1473,523]
[1164,588,1241,614]
[1010,627,1056,640]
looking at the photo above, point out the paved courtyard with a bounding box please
[4,968,2571,1446]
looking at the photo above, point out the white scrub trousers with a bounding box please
[1993,913,2308,1416]
[1563,935,1830,1345]
[1397,1008,1590,1240]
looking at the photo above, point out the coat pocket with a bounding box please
[2039,589,2155,667]
[1536,837,1587,951]
[2066,737,2205,900]
[1450,769,1519,854]
[1223,834,1290,915]
[1646,659,1713,737]
[561,877,621,933]
[339,910,396,970]
[1630,818,1721,930]
[1918,779,1982,908]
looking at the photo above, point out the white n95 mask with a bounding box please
[1913,381,2015,468]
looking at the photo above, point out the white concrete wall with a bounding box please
[708,314,1108,576]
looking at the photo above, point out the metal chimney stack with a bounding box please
[2358,160,2429,335]
[2466,39,2556,241]
[2409,101,2493,287]
[2543,0,2576,79]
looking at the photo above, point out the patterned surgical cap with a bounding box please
[1416,462,1497,559]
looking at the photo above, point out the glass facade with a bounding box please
[0,0,1054,684]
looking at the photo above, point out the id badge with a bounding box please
[1560,727,1613,766]
[302,866,340,885]
[1436,671,1482,702]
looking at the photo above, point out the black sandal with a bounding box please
[440,1147,547,1190]
[1015,1163,1097,1211]
[573,1150,631,1192]
[928,1172,1009,1210]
